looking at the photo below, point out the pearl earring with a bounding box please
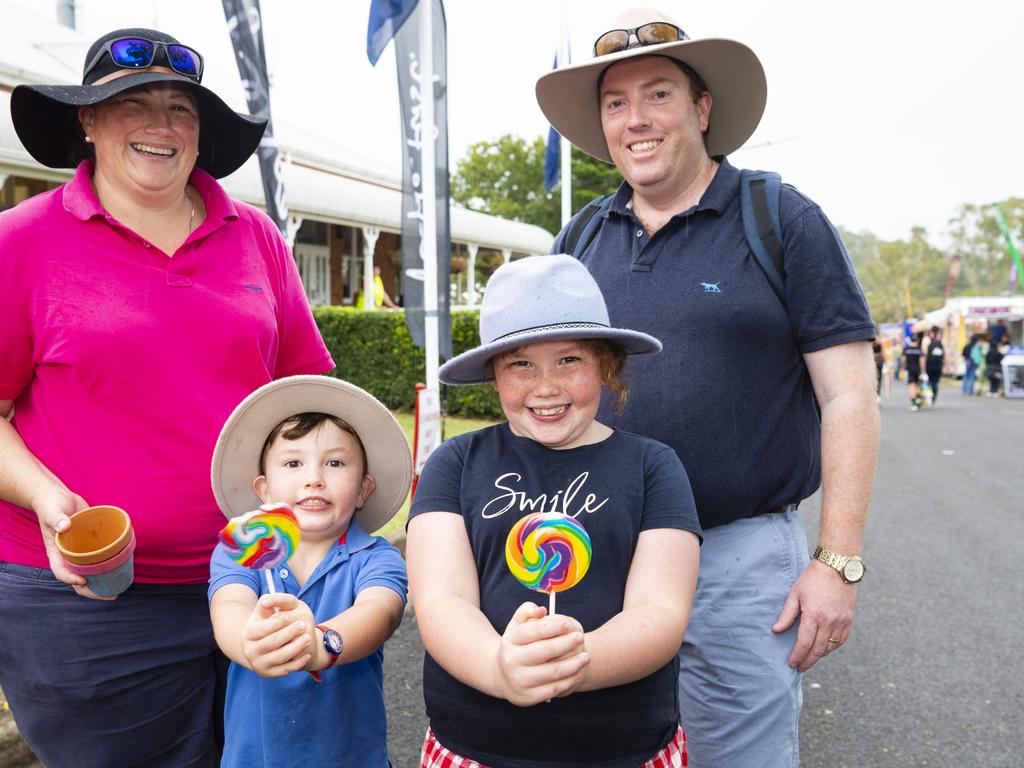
[84,136,93,143]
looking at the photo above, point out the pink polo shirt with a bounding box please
[0,162,334,583]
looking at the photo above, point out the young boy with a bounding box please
[208,375,412,767]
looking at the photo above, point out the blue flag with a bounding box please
[544,130,561,193]
[367,0,418,65]
[543,54,560,192]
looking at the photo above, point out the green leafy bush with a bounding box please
[313,307,503,420]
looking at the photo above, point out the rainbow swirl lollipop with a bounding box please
[219,504,300,571]
[505,512,591,613]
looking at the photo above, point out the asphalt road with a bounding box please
[384,380,1024,767]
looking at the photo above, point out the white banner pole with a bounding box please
[559,1,572,228]
[419,0,440,392]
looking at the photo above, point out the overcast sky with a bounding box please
[24,0,1024,242]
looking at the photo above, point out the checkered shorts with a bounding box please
[420,726,687,768]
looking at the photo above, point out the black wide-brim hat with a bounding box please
[10,27,267,179]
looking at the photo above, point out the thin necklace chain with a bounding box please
[185,187,196,236]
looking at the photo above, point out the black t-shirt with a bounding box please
[553,158,875,530]
[926,339,945,370]
[904,345,923,374]
[409,424,701,768]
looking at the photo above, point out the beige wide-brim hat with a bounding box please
[211,376,412,534]
[535,7,766,162]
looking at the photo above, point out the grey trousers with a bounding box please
[678,508,809,768]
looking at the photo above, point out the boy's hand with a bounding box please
[494,601,589,707]
[241,593,315,677]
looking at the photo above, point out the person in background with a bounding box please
[923,326,945,405]
[989,319,1008,346]
[881,334,894,397]
[536,8,879,766]
[904,333,925,410]
[985,337,1007,397]
[0,29,333,768]
[872,329,885,399]
[961,333,980,395]
[355,265,399,309]
[972,336,990,396]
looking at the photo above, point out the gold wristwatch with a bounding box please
[813,546,866,584]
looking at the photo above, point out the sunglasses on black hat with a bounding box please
[593,22,688,57]
[84,37,204,82]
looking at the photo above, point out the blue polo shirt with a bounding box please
[553,158,874,530]
[208,520,407,768]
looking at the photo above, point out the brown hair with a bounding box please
[597,54,708,104]
[258,412,368,476]
[581,340,630,413]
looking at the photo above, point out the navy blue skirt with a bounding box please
[0,561,227,768]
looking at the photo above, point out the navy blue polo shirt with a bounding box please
[209,520,407,767]
[552,158,874,530]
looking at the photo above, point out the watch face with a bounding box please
[843,558,865,583]
[323,629,344,654]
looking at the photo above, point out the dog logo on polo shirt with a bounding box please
[700,281,721,293]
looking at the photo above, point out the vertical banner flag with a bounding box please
[944,254,961,301]
[992,204,1024,292]
[395,0,452,358]
[223,0,288,235]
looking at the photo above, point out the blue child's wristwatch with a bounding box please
[309,624,344,683]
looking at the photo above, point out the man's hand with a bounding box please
[494,602,590,707]
[772,560,857,672]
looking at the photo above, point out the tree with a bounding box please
[451,134,621,235]
[947,197,1024,296]
[837,227,880,274]
[857,226,948,322]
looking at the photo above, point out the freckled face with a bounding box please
[78,81,200,197]
[254,421,375,542]
[492,340,606,450]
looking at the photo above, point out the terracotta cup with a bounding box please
[55,505,135,597]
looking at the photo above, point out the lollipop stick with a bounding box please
[549,590,556,616]
[263,568,277,595]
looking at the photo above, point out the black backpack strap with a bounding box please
[564,194,614,259]
[739,169,786,306]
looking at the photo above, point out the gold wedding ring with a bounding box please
[827,637,841,644]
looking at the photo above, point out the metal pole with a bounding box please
[419,0,440,390]
[559,2,572,229]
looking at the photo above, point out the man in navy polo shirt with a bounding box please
[536,8,880,768]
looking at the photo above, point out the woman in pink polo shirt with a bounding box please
[0,28,334,767]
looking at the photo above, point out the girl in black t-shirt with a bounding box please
[407,256,702,768]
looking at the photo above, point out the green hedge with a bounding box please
[312,307,503,419]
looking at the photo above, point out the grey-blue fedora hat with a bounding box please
[439,254,661,386]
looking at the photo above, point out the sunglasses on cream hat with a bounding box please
[536,8,766,161]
